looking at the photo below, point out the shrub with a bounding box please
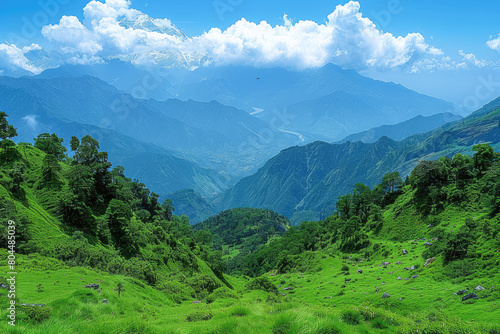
[205,286,238,304]
[23,305,52,323]
[247,277,278,294]
[185,312,213,322]
[340,309,362,325]
[371,317,388,329]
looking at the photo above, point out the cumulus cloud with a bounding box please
[11,0,491,73]
[0,43,43,74]
[188,1,441,70]
[487,35,500,53]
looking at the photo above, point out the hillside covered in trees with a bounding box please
[0,112,499,333]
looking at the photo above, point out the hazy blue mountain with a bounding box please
[216,97,500,224]
[167,189,217,224]
[338,112,462,144]
[176,64,463,140]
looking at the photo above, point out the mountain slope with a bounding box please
[217,97,500,223]
[339,112,462,144]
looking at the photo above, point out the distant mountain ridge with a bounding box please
[338,112,462,144]
[216,97,500,224]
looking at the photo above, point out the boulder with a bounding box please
[423,242,433,246]
[397,277,402,280]
[424,257,435,267]
[358,269,363,274]
[402,249,408,255]
[382,293,391,299]
[453,289,468,295]
[462,293,479,301]
[475,285,485,291]
[377,277,381,280]
[82,283,99,290]
[382,262,390,265]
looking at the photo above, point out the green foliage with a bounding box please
[34,133,67,161]
[340,309,362,325]
[23,305,52,323]
[0,111,17,142]
[247,277,278,294]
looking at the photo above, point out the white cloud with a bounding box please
[0,43,43,74]
[457,50,491,68]
[42,15,102,55]
[10,0,493,73]
[22,115,38,130]
[189,1,441,70]
[487,35,500,53]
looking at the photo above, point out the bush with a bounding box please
[247,277,278,294]
[23,305,52,323]
[340,309,362,325]
[205,286,238,304]
[371,317,388,329]
[185,312,213,322]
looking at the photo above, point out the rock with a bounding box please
[405,278,409,281]
[402,249,408,255]
[423,242,433,246]
[192,300,202,304]
[427,224,432,228]
[475,285,485,291]
[278,285,281,287]
[282,293,286,296]
[424,257,435,267]
[462,293,479,301]
[396,261,402,264]
[453,289,468,295]
[377,277,381,280]
[421,238,426,240]
[102,299,108,304]
[0,283,7,289]
[382,262,390,266]
[82,283,99,290]
[397,277,402,280]
[358,269,363,274]
[382,293,391,299]
[398,298,402,301]
[411,275,420,279]
[283,287,292,290]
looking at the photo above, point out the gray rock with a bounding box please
[82,283,99,290]
[0,283,7,289]
[423,242,433,246]
[377,277,381,280]
[397,277,402,280]
[402,249,408,255]
[358,269,363,274]
[427,224,433,228]
[396,261,402,264]
[462,293,479,301]
[283,287,292,290]
[192,300,202,304]
[102,299,108,304]
[382,262,390,265]
[475,285,485,291]
[382,293,391,299]
[424,257,435,267]
[453,289,468,295]
[411,275,420,279]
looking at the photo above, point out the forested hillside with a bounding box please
[0,112,499,333]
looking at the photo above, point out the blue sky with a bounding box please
[0,0,499,108]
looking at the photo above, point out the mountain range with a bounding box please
[215,97,500,224]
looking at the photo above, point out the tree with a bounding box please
[473,144,494,174]
[0,112,17,142]
[41,154,63,188]
[162,199,175,221]
[115,283,125,298]
[34,133,67,160]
